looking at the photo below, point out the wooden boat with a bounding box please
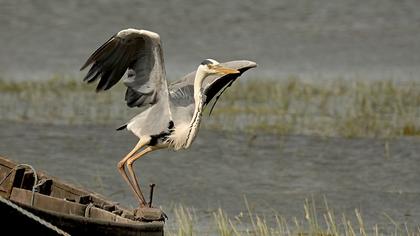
[0,156,164,236]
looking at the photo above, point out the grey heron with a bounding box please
[80,28,256,208]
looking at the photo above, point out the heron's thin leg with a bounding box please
[117,138,149,205]
[126,146,160,207]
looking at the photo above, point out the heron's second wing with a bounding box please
[169,60,257,111]
[81,28,170,108]
[202,60,256,108]
[169,84,195,107]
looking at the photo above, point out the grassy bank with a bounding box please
[166,198,419,236]
[1,76,420,138]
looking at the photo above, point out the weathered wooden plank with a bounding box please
[88,206,117,221]
[10,188,86,217]
[135,207,166,222]
[0,156,16,169]
[0,163,22,198]
[86,203,138,224]
[0,161,13,197]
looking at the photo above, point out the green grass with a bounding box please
[165,198,420,236]
[1,76,420,138]
[204,77,420,138]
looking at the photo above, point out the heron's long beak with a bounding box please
[213,65,240,75]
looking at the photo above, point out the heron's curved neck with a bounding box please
[193,69,206,102]
[185,68,206,147]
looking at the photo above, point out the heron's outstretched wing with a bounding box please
[80,28,170,108]
[169,60,257,111]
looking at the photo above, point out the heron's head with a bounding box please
[199,59,239,75]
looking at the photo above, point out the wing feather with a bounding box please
[168,60,257,110]
[80,28,169,108]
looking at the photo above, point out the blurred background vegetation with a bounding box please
[1,76,419,138]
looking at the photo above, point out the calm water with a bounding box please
[1,122,419,231]
[1,0,420,81]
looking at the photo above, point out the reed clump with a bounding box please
[165,198,420,236]
[204,77,420,138]
[1,76,420,138]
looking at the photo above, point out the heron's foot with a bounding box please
[135,206,167,221]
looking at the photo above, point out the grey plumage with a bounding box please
[80,28,256,207]
[81,29,172,138]
[81,29,168,108]
[168,60,256,120]
[81,29,256,139]
[170,60,257,108]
